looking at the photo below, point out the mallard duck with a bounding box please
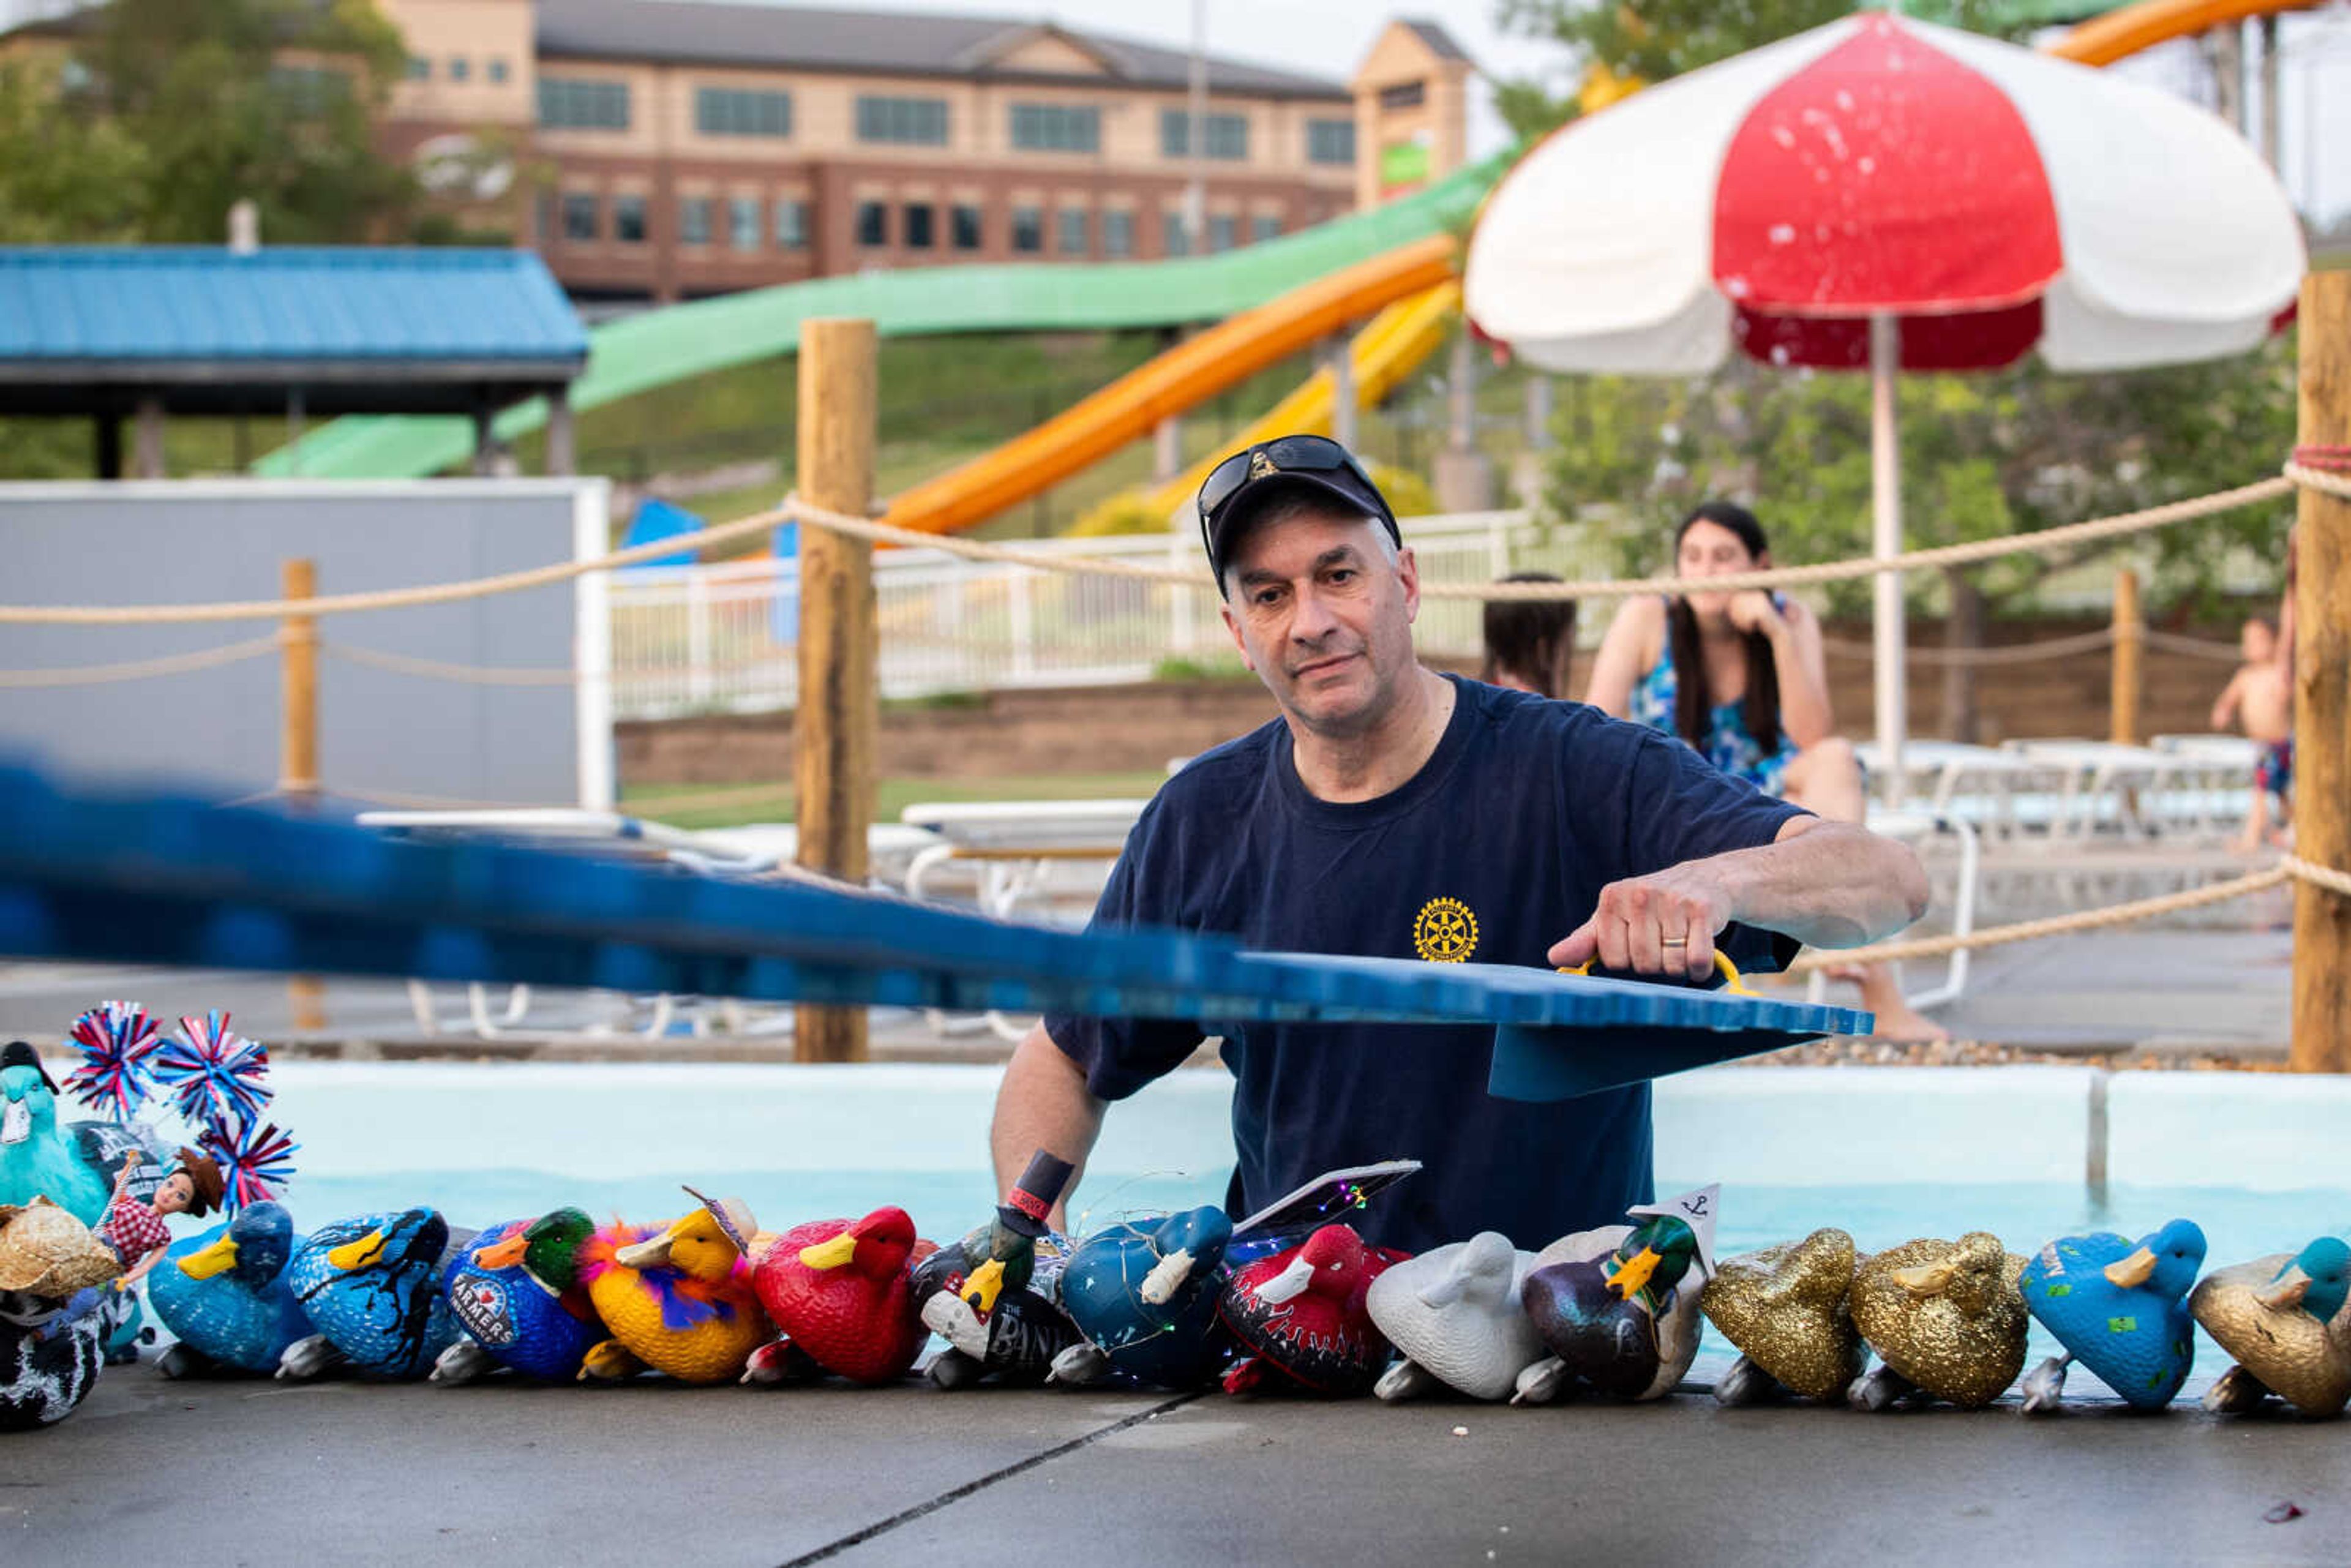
[910,1152,1081,1390]
[1052,1204,1237,1391]
[1365,1231,1545,1403]
[1700,1229,1867,1405]
[579,1190,770,1385]
[745,1207,936,1386]
[145,1200,310,1378]
[1217,1223,1407,1397]
[0,1197,121,1430]
[2190,1237,2351,1417]
[1848,1232,2027,1410]
[281,1208,469,1381]
[1517,1190,1715,1405]
[2019,1218,2206,1412]
[435,1207,604,1384]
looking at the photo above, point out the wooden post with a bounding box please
[278,558,319,801]
[2292,271,2351,1073]
[2109,567,2142,745]
[793,318,879,1063]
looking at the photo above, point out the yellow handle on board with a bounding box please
[1562,950,1751,996]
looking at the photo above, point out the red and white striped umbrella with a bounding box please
[1463,11,2303,784]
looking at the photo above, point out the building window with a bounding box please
[488,58,510,84]
[904,203,935,250]
[729,196,760,251]
[1057,207,1087,256]
[951,204,983,251]
[1161,109,1247,161]
[1010,103,1100,154]
[1379,80,1426,112]
[697,86,792,138]
[613,194,646,244]
[405,56,429,81]
[1208,214,1237,253]
[268,64,350,114]
[540,77,629,130]
[534,190,555,244]
[1307,118,1355,165]
[1010,204,1043,254]
[775,199,809,249]
[561,192,599,242]
[856,201,889,247]
[855,95,948,146]
[680,196,713,247]
[1102,209,1134,257]
[1163,212,1190,257]
[1251,213,1281,244]
[448,56,470,83]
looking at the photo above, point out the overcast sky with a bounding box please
[2,0,2342,216]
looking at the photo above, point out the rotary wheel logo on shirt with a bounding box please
[1412,897,1479,963]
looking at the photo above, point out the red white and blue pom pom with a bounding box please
[198,1113,298,1213]
[62,1000,160,1121]
[154,1011,273,1130]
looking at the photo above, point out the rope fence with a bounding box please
[0,634,279,688]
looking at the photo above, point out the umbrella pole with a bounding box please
[1870,312,1908,805]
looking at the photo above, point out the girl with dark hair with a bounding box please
[1480,574,1577,699]
[1584,501,1943,1042]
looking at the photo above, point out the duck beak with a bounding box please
[1254,1257,1314,1307]
[2102,1247,2158,1290]
[2256,1266,2314,1312]
[1607,1246,1663,1302]
[798,1232,860,1272]
[614,1230,676,1270]
[473,1232,530,1271]
[177,1233,240,1281]
[326,1229,388,1272]
[0,1098,27,1145]
[1894,1259,1957,1297]
[1139,1248,1194,1306]
[962,1258,1007,1315]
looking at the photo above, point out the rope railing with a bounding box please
[0,635,280,688]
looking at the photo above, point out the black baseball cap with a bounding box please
[1196,435,1401,595]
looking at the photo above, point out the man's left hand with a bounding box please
[1549,865,1734,981]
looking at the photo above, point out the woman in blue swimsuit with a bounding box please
[1584,501,1941,1042]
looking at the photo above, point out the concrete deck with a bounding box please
[13,1364,2344,1566]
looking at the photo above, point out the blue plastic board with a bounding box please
[0,764,1871,1093]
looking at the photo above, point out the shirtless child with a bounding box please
[2211,617,2292,852]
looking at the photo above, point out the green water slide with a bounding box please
[260,156,1504,481]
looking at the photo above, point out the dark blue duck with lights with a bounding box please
[2018,1218,2207,1412]
[433,1207,604,1384]
[282,1209,469,1381]
[146,1200,311,1378]
[1051,1204,1237,1390]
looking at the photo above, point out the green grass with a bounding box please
[623,770,1170,831]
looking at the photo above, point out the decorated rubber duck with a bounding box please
[1218,1223,1409,1397]
[1701,1228,1868,1405]
[579,1189,770,1384]
[0,1041,140,1225]
[1366,1231,1543,1403]
[744,1207,937,1386]
[0,1197,122,1430]
[144,1200,311,1378]
[1516,1185,1719,1405]
[1847,1231,2028,1410]
[2019,1218,2206,1413]
[2190,1237,2351,1417]
[911,1152,1081,1389]
[280,1208,470,1381]
[1051,1204,1237,1391]
[433,1207,606,1384]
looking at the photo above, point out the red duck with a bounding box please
[1217,1223,1409,1397]
[743,1207,937,1386]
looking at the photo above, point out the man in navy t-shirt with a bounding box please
[992,436,1929,1255]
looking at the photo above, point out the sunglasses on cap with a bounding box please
[1195,435,1400,588]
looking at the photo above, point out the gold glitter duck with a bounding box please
[1847,1231,2027,1411]
[1701,1228,1867,1405]
[2188,1237,2351,1417]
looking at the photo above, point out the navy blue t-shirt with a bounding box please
[1044,675,1804,1256]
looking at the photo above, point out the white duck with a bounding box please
[1367,1231,1545,1403]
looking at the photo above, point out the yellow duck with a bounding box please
[1701,1228,1867,1405]
[2189,1238,2351,1417]
[577,1190,772,1385]
[1847,1231,2027,1411]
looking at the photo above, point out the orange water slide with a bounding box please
[2047,0,2320,64]
[881,234,1458,536]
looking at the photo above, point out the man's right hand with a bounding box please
[1549,862,1734,981]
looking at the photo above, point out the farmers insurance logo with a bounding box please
[1412,897,1479,963]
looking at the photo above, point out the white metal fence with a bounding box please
[607,511,1611,719]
